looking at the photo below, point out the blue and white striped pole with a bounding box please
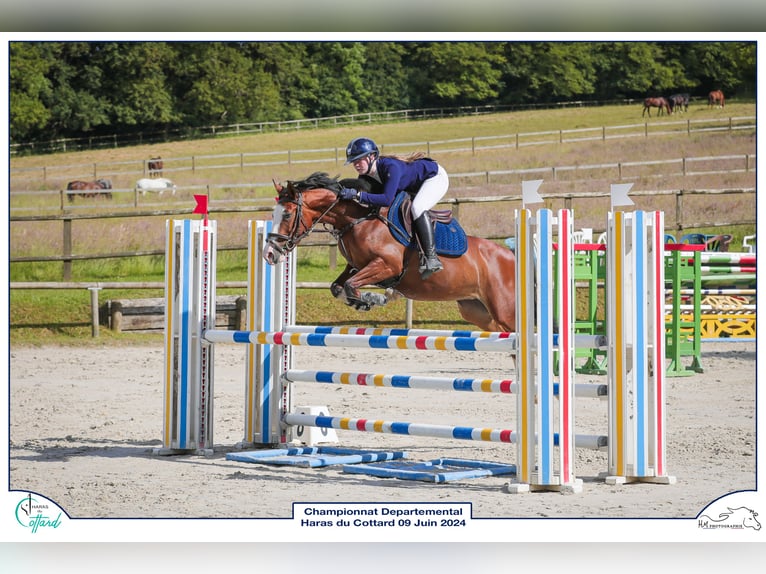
[159,218,217,454]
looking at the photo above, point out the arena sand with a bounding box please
[5,340,761,543]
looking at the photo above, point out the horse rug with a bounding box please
[386,191,468,257]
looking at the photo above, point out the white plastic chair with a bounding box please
[742,235,756,253]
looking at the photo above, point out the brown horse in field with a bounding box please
[148,157,163,177]
[262,172,518,332]
[65,179,113,202]
[642,97,670,117]
[708,90,725,108]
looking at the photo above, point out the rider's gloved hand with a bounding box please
[339,187,359,201]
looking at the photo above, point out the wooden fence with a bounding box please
[9,186,756,280]
[9,98,738,156]
[10,115,755,188]
[9,152,757,215]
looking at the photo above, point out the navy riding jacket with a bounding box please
[358,156,439,208]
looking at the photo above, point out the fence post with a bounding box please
[63,218,72,281]
[88,287,101,337]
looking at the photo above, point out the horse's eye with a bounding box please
[282,211,292,221]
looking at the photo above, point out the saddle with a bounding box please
[386,191,468,256]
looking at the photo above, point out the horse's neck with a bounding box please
[327,203,381,229]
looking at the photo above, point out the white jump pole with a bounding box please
[507,180,581,493]
[157,217,217,454]
[243,219,296,447]
[605,184,676,485]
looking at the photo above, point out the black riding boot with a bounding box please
[413,212,443,280]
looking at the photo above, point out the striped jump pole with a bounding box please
[281,413,606,450]
[509,180,580,493]
[283,369,608,398]
[605,188,676,485]
[157,218,217,454]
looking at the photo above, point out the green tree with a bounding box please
[591,42,680,98]
[499,42,599,103]
[96,42,179,129]
[172,43,281,126]
[680,41,754,94]
[360,42,410,111]
[247,42,317,120]
[302,42,369,117]
[9,42,53,142]
[408,42,505,107]
[45,42,111,137]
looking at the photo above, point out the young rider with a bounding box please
[340,137,449,280]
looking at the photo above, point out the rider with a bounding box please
[340,137,449,280]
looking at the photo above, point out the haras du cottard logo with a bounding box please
[14,492,65,534]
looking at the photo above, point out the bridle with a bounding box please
[266,187,341,257]
[266,185,383,260]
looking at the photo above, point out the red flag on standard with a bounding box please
[193,194,209,215]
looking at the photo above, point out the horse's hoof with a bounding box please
[360,292,387,307]
[330,283,344,298]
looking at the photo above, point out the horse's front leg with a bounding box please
[341,259,400,311]
[330,265,381,310]
[330,264,356,301]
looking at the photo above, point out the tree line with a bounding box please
[10,41,756,146]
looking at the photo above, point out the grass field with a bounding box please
[9,102,757,345]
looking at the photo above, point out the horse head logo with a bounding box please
[699,507,761,530]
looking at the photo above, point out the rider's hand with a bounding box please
[339,187,359,201]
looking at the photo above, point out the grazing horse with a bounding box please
[642,97,670,117]
[708,90,725,108]
[65,179,113,202]
[668,93,690,113]
[135,177,176,195]
[148,157,163,177]
[262,172,518,332]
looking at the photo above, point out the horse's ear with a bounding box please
[272,178,283,193]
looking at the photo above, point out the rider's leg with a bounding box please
[411,165,449,279]
[413,211,442,279]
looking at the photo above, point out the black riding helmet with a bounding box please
[344,137,379,165]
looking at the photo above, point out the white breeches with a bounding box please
[411,165,449,219]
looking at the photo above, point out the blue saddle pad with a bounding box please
[387,192,468,257]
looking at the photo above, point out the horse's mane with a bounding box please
[290,172,342,192]
[290,171,381,194]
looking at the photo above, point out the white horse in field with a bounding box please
[136,177,176,195]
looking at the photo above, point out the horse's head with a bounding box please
[735,507,761,531]
[263,172,344,265]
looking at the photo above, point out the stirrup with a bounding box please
[419,255,443,280]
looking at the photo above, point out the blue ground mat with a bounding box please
[226,446,407,468]
[342,458,517,483]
